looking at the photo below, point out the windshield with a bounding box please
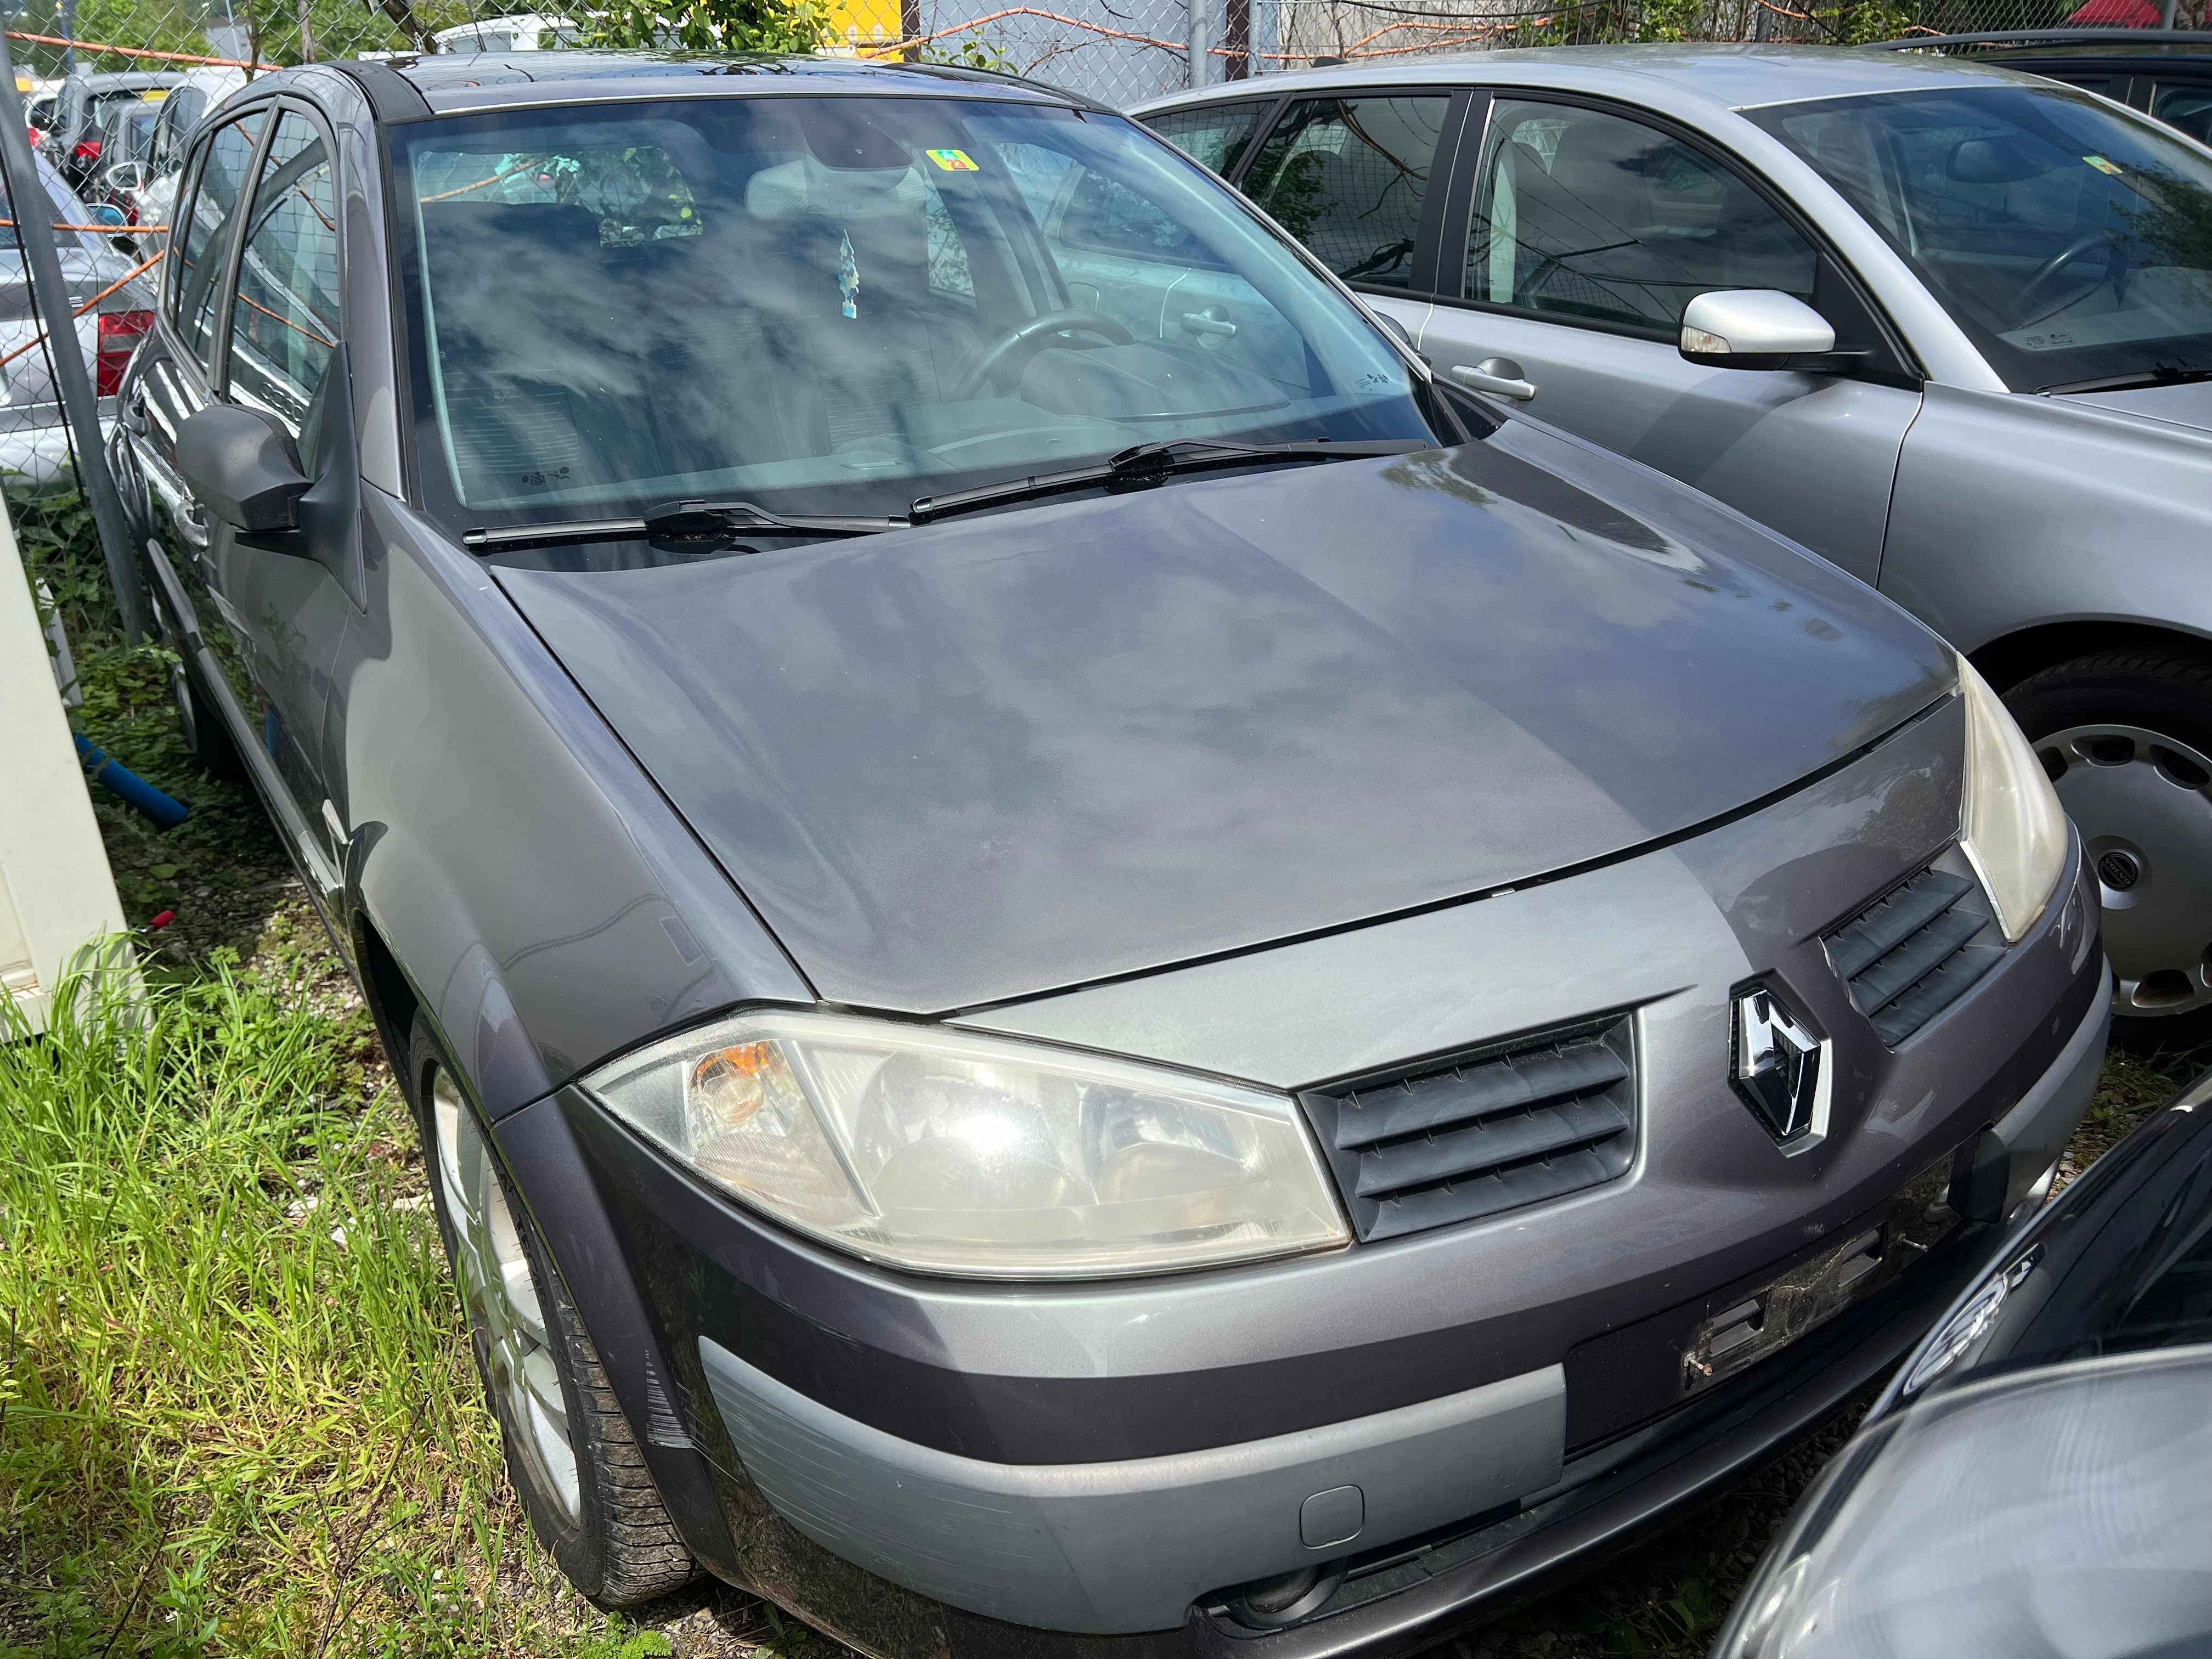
[1748,84,2212,392]
[394,97,1433,531]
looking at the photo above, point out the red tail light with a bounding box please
[72,138,101,162]
[96,308,154,397]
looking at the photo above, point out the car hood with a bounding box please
[496,422,1952,1013]
[2066,379,2212,437]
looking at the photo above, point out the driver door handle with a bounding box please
[1450,357,1537,402]
[1180,306,1237,340]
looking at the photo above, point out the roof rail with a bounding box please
[1866,27,2212,49]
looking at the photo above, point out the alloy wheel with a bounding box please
[430,1066,582,1522]
[2038,723,2212,1020]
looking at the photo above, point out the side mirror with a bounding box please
[103,160,143,193]
[87,201,127,228]
[1680,289,1838,372]
[175,403,309,534]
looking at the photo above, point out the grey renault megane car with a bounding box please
[116,50,2104,1655]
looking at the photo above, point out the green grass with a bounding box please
[7,523,2207,1658]
[0,960,673,1656]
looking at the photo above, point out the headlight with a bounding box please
[1957,657,2069,941]
[584,1012,1350,1278]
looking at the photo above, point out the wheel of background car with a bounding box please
[2015,230,2119,320]
[407,1015,696,1606]
[2003,650,2212,1048]
[950,308,1134,400]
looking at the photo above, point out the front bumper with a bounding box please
[668,972,2103,1656]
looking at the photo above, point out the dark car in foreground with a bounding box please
[1714,1065,2212,1658]
[115,51,2106,1655]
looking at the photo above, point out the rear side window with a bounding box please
[172,108,266,371]
[1242,95,1449,289]
[1144,101,1268,178]
[228,110,340,438]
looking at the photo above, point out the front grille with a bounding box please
[1825,857,2005,1046]
[1299,1016,1637,1243]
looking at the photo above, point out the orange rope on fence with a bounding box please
[861,7,1190,56]
[856,4,1565,63]
[4,29,280,70]
[0,221,170,232]
[0,247,164,371]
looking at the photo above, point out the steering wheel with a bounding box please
[2016,231,2120,318]
[952,309,1134,400]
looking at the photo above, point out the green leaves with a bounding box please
[579,0,830,55]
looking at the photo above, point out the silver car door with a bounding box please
[1419,95,1922,584]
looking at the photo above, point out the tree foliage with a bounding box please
[580,0,830,53]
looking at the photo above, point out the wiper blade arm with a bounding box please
[464,445,1431,550]
[641,498,906,538]
[908,438,1431,525]
[462,499,904,552]
[2042,365,2212,394]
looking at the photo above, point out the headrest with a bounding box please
[746,155,926,223]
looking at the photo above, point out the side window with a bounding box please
[172,109,267,369]
[2151,82,2212,146]
[1241,95,1449,289]
[227,110,338,438]
[1466,100,1816,332]
[1144,101,1268,178]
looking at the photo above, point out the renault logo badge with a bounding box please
[1732,985,1830,1144]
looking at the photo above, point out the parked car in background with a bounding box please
[119,52,2107,1656]
[1713,1064,2212,1658]
[101,68,249,241]
[1136,48,2212,1047]
[24,86,59,148]
[1870,28,2212,144]
[432,12,578,50]
[84,94,162,229]
[1,150,153,491]
[44,71,184,192]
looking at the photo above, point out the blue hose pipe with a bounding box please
[75,733,190,830]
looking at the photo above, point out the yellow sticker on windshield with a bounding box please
[927,148,980,172]
[2084,154,2123,175]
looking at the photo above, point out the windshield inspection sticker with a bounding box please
[927,149,981,172]
[2084,155,2124,176]
[839,229,859,319]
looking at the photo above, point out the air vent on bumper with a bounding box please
[1299,1017,1637,1243]
[1825,856,2005,1046]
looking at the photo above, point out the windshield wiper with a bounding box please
[461,443,1432,552]
[906,437,1432,526]
[463,498,903,553]
[2042,365,2212,395]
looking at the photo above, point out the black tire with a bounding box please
[2003,648,2212,1053]
[405,1014,696,1606]
[171,660,247,782]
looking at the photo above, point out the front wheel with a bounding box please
[2004,649,2212,1051]
[408,1016,695,1606]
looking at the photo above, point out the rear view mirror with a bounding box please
[1679,289,1836,371]
[1947,137,2053,184]
[176,403,310,534]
